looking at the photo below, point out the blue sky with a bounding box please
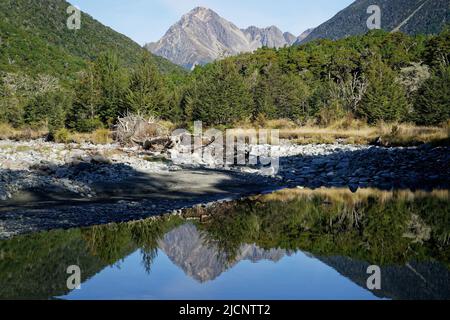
[69,0,354,45]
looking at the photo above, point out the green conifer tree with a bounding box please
[359,58,409,123]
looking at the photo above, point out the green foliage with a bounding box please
[0,19,85,82]
[95,52,128,124]
[424,27,450,69]
[52,127,71,143]
[414,65,450,125]
[126,53,168,117]
[23,91,70,132]
[1,18,448,131]
[66,64,101,132]
[0,0,184,77]
[76,119,104,134]
[0,76,22,127]
[250,63,311,121]
[178,29,445,126]
[358,57,409,123]
[185,60,253,126]
[0,0,186,132]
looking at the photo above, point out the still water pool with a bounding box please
[1,188,449,300]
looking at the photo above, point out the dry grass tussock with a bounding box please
[55,128,113,144]
[0,123,48,141]
[1,118,448,147]
[234,117,449,146]
[261,187,449,205]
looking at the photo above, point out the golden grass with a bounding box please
[261,187,449,205]
[0,123,48,141]
[234,116,449,146]
[91,128,112,144]
[376,122,449,147]
[253,119,448,146]
[228,117,449,146]
[69,129,113,145]
[1,118,448,147]
[227,123,448,146]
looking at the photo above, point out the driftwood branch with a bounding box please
[114,112,170,151]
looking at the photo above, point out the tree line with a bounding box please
[1,28,449,137]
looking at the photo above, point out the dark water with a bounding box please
[1,188,449,300]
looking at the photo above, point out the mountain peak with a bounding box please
[189,6,213,13]
[146,8,297,69]
[185,6,217,20]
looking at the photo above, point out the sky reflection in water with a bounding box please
[1,188,449,300]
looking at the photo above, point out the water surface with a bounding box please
[1,188,449,300]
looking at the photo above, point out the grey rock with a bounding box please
[145,7,299,69]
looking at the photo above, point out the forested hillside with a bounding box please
[0,0,186,130]
[302,0,450,43]
[0,0,184,77]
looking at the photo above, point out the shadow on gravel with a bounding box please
[0,161,277,209]
[0,144,448,237]
[276,145,449,191]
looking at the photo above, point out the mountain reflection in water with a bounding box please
[0,188,449,300]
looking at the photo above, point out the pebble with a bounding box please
[0,140,449,203]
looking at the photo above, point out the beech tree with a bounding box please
[359,57,409,123]
[126,53,167,117]
[185,60,253,126]
[414,65,450,125]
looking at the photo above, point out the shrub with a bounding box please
[52,128,72,144]
[91,128,111,144]
[0,123,15,139]
[359,58,409,124]
[413,65,450,126]
[24,91,70,132]
[76,118,104,133]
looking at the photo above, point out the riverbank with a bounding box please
[0,139,449,239]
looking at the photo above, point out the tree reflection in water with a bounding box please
[0,188,448,299]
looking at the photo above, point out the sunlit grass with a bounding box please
[1,119,449,147]
[232,118,449,146]
[261,187,450,205]
[0,123,48,141]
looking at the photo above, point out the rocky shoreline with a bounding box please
[272,143,449,191]
[0,139,449,239]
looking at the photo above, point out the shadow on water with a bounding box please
[0,188,449,300]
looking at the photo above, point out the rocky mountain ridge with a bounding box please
[145,7,310,69]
